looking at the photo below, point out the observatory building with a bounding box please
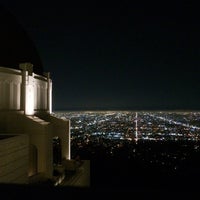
[0,63,70,184]
[0,6,70,184]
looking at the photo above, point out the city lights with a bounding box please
[53,111,200,142]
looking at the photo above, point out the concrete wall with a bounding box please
[26,116,53,178]
[0,111,24,134]
[34,75,48,111]
[35,113,71,160]
[0,112,53,178]
[0,67,21,110]
[0,134,29,184]
[47,115,71,160]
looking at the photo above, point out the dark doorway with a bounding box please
[53,136,62,165]
[29,144,38,176]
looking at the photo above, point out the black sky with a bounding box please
[2,1,200,111]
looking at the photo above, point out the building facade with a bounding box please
[0,63,70,184]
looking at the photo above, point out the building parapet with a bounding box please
[0,63,52,114]
[0,66,21,75]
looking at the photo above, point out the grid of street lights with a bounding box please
[53,111,200,142]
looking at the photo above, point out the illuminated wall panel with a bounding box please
[0,70,21,110]
[34,78,48,111]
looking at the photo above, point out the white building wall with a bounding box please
[0,66,50,113]
[0,70,21,110]
[34,77,48,111]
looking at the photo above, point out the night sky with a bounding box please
[2,1,200,111]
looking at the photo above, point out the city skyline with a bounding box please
[1,1,200,111]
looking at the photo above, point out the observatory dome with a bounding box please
[0,5,43,75]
